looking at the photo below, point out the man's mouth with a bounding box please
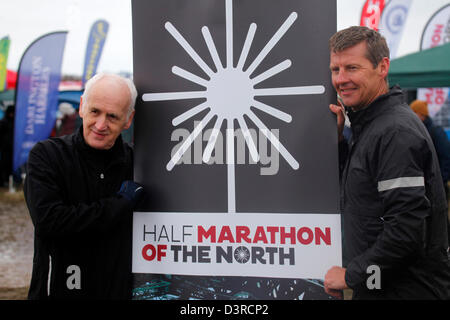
[91,129,108,138]
[339,87,357,96]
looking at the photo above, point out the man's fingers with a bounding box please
[325,286,343,299]
[329,104,345,141]
[329,103,344,116]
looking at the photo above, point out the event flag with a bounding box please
[360,0,385,31]
[13,31,67,172]
[81,19,109,86]
[0,36,11,91]
[379,0,412,59]
[417,4,450,119]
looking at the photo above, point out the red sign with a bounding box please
[360,0,386,31]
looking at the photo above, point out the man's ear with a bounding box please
[79,96,84,118]
[124,110,135,130]
[378,57,390,80]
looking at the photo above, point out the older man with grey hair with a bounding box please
[25,73,144,299]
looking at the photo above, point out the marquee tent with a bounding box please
[388,42,450,89]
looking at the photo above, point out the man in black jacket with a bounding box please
[25,73,144,299]
[324,26,450,299]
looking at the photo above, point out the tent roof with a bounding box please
[388,42,450,89]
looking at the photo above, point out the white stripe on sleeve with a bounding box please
[377,176,424,192]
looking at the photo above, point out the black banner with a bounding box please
[132,0,339,300]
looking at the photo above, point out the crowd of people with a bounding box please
[4,26,448,300]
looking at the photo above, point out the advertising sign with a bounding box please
[360,0,386,31]
[81,20,109,86]
[13,32,67,171]
[417,4,450,121]
[0,36,10,91]
[379,0,412,59]
[132,0,340,300]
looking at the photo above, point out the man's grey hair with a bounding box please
[82,72,138,120]
[329,26,390,68]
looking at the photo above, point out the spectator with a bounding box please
[410,99,450,198]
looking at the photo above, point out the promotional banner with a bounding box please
[13,31,67,171]
[379,0,412,59]
[360,0,386,31]
[81,19,109,86]
[132,0,340,300]
[417,4,450,122]
[0,36,10,91]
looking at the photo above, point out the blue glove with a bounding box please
[117,181,144,207]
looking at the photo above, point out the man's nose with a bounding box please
[95,116,108,130]
[334,70,349,85]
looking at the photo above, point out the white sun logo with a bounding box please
[142,0,325,213]
[234,246,251,264]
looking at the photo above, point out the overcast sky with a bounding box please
[1,0,449,76]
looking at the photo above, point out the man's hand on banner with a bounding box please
[329,100,345,142]
[324,266,348,298]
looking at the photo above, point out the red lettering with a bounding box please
[431,24,444,48]
[280,227,296,244]
[432,34,441,45]
[297,227,314,245]
[142,244,167,261]
[142,244,156,261]
[266,226,279,244]
[425,91,433,105]
[157,245,167,261]
[253,226,268,244]
[236,226,251,243]
[315,227,331,245]
[218,226,235,243]
[436,95,445,105]
[435,88,445,105]
[198,225,216,243]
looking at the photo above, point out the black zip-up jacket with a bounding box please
[25,127,134,299]
[340,87,450,299]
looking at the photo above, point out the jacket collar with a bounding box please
[346,85,405,138]
[74,126,127,168]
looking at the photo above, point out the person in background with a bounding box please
[25,73,144,299]
[324,26,450,299]
[410,99,450,198]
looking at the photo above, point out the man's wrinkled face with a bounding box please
[79,78,134,150]
[330,41,389,111]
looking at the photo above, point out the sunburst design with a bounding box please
[234,246,250,264]
[142,0,325,213]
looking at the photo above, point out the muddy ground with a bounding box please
[0,187,33,300]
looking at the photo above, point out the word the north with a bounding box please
[142,244,296,265]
